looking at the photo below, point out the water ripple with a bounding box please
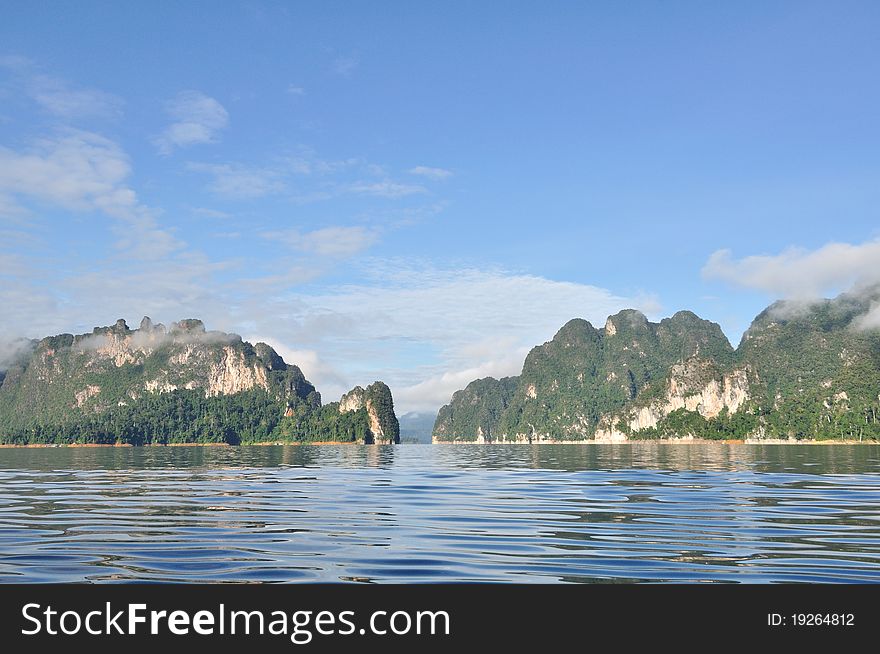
[0,443,878,582]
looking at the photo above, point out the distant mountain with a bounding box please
[434,289,880,442]
[0,317,399,445]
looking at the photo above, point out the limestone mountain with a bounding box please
[0,317,399,445]
[731,287,880,440]
[433,376,518,442]
[434,290,880,442]
[337,382,400,445]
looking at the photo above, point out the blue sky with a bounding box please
[2,1,879,413]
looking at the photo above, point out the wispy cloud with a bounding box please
[0,56,123,120]
[263,225,379,258]
[409,166,452,180]
[155,91,229,154]
[0,192,29,221]
[282,151,360,176]
[30,76,123,119]
[189,151,433,202]
[187,162,285,198]
[0,55,31,72]
[348,180,426,198]
[191,206,232,219]
[332,55,359,77]
[852,303,880,331]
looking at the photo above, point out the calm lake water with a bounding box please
[1,443,879,583]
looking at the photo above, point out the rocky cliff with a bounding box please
[338,382,400,444]
[434,289,880,442]
[0,317,399,445]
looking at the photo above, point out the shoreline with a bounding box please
[433,437,879,446]
[0,440,363,449]
[1,438,877,449]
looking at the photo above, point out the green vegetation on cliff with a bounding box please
[434,289,880,442]
[433,376,518,442]
[735,291,880,440]
[0,317,399,445]
[434,310,735,442]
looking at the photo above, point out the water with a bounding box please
[1,443,879,583]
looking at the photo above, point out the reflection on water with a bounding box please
[0,443,879,583]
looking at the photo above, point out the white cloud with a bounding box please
[348,180,426,198]
[0,129,181,260]
[0,55,31,71]
[409,166,452,180]
[332,55,359,77]
[0,251,27,277]
[29,76,123,119]
[0,130,132,213]
[263,225,379,258]
[703,239,880,299]
[155,91,229,154]
[285,153,359,176]
[851,302,880,331]
[0,193,28,220]
[286,85,306,96]
[268,261,658,413]
[191,206,231,219]
[0,57,123,119]
[187,151,434,202]
[187,162,285,198]
[0,336,35,372]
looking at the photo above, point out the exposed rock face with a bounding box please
[38,318,279,400]
[339,386,367,414]
[339,382,400,444]
[594,365,751,441]
[74,385,101,408]
[604,317,617,336]
[206,346,270,396]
